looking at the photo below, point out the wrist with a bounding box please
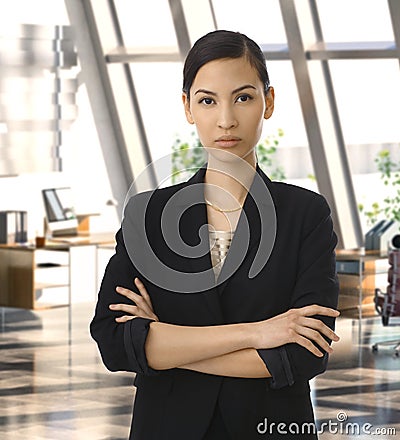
[240,321,259,349]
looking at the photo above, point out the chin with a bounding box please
[206,147,255,165]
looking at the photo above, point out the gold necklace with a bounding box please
[204,197,243,213]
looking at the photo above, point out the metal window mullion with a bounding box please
[91,0,153,186]
[388,0,400,65]
[107,0,157,189]
[65,0,133,215]
[279,0,363,249]
[79,0,133,186]
[208,0,218,29]
[55,25,63,171]
[168,0,192,59]
[309,0,363,249]
[176,0,217,49]
[106,51,181,63]
[307,47,398,60]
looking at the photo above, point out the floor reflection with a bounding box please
[0,305,399,439]
[312,317,400,439]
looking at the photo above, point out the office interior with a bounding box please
[0,0,399,438]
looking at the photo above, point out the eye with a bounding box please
[236,94,253,103]
[199,97,215,105]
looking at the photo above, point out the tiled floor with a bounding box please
[0,304,399,439]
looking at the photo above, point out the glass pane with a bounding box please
[330,59,400,145]
[317,0,394,42]
[130,62,190,162]
[263,61,315,190]
[264,61,307,148]
[114,0,178,47]
[330,59,400,234]
[211,0,287,44]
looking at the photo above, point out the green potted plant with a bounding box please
[358,149,400,225]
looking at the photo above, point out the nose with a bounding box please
[217,104,238,130]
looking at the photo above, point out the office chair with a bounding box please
[372,235,400,356]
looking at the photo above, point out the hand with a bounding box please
[109,277,159,323]
[252,305,340,357]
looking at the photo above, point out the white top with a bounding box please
[208,228,235,281]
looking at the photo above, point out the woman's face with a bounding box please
[183,56,274,165]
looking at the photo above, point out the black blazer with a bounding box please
[90,163,339,440]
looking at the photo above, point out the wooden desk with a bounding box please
[336,248,389,319]
[0,233,115,309]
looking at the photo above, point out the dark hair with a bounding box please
[183,30,270,98]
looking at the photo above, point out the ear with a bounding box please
[182,93,195,124]
[264,86,275,120]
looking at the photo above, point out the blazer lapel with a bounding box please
[174,163,277,318]
[215,165,277,296]
[174,165,223,321]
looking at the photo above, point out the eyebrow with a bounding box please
[194,84,257,96]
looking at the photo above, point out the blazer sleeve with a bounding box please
[257,194,339,389]
[90,226,160,376]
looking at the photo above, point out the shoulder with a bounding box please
[125,165,206,210]
[125,180,187,212]
[270,180,330,215]
[267,181,336,243]
[267,181,333,236]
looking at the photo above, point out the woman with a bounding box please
[91,30,340,439]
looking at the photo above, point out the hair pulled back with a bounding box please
[183,30,270,98]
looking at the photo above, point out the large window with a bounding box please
[84,0,400,248]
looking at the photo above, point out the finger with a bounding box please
[134,278,155,312]
[116,315,137,323]
[116,286,154,317]
[109,303,138,315]
[115,310,158,323]
[294,334,324,357]
[115,285,152,312]
[115,286,139,302]
[295,325,333,354]
[299,317,340,342]
[298,305,340,318]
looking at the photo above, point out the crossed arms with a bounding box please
[109,278,339,379]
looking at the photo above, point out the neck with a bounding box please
[204,153,257,208]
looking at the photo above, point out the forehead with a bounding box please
[191,57,262,91]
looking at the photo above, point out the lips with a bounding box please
[215,135,242,148]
